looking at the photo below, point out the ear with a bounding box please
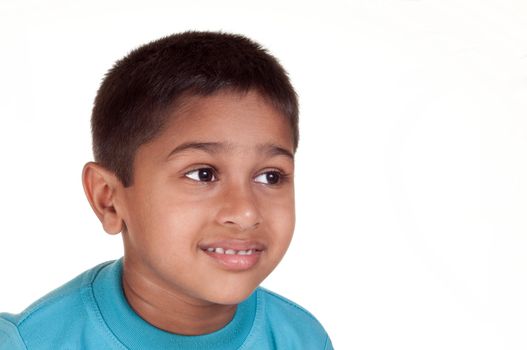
[82,162,125,235]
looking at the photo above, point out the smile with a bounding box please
[199,240,265,271]
[205,247,258,255]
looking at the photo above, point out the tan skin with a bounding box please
[82,90,296,335]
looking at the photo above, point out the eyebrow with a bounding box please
[167,141,294,160]
[167,142,226,159]
[257,143,294,160]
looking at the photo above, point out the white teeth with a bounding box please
[237,249,254,255]
[205,247,257,255]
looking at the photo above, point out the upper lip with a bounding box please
[199,239,266,251]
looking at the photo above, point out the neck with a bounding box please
[121,262,237,336]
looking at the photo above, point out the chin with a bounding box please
[206,283,258,305]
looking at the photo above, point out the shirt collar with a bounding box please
[91,258,257,350]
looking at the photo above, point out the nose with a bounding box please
[216,183,262,231]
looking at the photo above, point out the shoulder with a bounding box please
[253,287,333,349]
[0,317,26,350]
[257,287,323,325]
[0,261,114,350]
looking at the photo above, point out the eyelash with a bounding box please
[184,167,289,185]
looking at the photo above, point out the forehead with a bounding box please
[148,90,294,156]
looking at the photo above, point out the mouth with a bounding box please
[199,240,265,271]
[203,247,261,255]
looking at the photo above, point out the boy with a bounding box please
[0,31,333,349]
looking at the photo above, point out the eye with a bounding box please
[185,167,217,182]
[254,171,282,185]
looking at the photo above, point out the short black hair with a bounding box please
[91,31,299,187]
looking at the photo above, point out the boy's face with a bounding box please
[117,90,295,305]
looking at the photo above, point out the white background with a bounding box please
[1,1,527,349]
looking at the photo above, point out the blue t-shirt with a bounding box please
[0,259,333,349]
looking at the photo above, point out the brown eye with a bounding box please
[185,168,217,182]
[255,171,281,185]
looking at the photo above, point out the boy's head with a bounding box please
[91,31,298,187]
[83,32,299,308]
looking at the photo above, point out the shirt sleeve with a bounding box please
[0,317,27,350]
[323,335,334,350]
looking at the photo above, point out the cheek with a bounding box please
[265,197,296,251]
[149,200,211,244]
[124,193,210,254]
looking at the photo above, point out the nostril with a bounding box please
[222,220,260,231]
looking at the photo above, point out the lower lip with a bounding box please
[202,250,262,271]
